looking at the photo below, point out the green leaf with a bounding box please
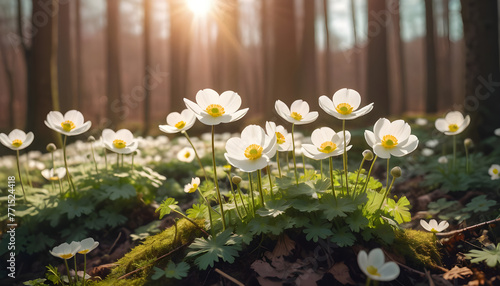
[466,243,500,267]
[26,233,55,255]
[23,278,48,286]
[385,196,412,224]
[275,176,295,190]
[345,210,369,232]
[83,213,107,230]
[187,204,209,219]
[156,198,181,219]
[59,198,94,219]
[304,220,333,242]
[284,182,316,198]
[256,200,290,217]
[164,261,190,279]
[99,209,127,227]
[187,229,241,270]
[463,195,497,213]
[427,198,457,215]
[319,195,356,220]
[290,199,320,212]
[312,178,332,193]
[60,224,89,242]
[106,184,137,200]
[46,264,62,285]
[151,267,165,280]
[330,226,356,247]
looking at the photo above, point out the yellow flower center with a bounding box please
[335,103,353,115]
[49,176,59,181]
[184,151,191,158]
[493,168,499,175]
[244,144,263,160]
[276,132,286,144]
[431,228,438,233]
[60,254,73,259]
[367,265,381,276]
[61,120,76,132]
[113,139,127,149]
[193,183,198,189]
[12,139,23,148]
[175,121,186,129]
[448,124,459,132]
[206,104,225,117]
[381,135,398,149]
[319,141,337,153]
[290,112,303,121]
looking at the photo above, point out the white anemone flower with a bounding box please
[159,109,196,134]
[425,139,439,148]
[49,241,81,260]
[494,128,500,137]
[438,156,448,164]
[224,125,277,172]
[489,164,500,180]
[415,118,428,126]
[41,167,67,181]
[102,129,138,154]
[177,147,196,163]
[0,129,34,151]
[421,148,434,157]
[265,121,292,152]
[184,177,200,193]
[357,248,400,282]
[45,110,91,136]
[301,127,352,160]
[364,118,419,159]
[420,219,449,233]
[435,111,470,135]
[183,89,248,126]
[318,88,373,120]
[78,238,99,254]
[275,99,318,125]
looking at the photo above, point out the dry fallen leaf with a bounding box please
[328,262,355,285]
[272,234,296,258]
[443,266,473,280]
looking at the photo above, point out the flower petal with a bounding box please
[298,111,319,125]
[332,88,361,110]
[21,132,35,150]
[0,133,11,148]
[64,110,84,127]
[275,100,291,121]
[318,95,336,116]
[196,88,220,109]
[219,91,241,114]
[227,108,248,123]
[373,144,392,159]
[224,153,268,172]
[434,118,448,133]
[444,111,464,124]
[184,98,204,115]
[290,100,310,115]
[159,124,181,133]
[364,130,377,148]
[70,121,92,136]
[377,262,400,281]
[373,118,391,141]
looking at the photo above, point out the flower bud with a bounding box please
[232,176,242,185]
[362,150,374,161]
[88,135,96,142]
[464,138,473,149]
[438,156,448,164]
[390,166,402,178]
[46,143,57,152]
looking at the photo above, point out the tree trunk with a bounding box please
[350,0,361,90]
[58,0,73,110]
[393,0,407,114]
[298,0,316,101]
[424,0,438,113]
[366,0,390,118]
[460,0,500,142]
[143,0,151,135]
[106,0,123,129]
[322,0,331,94]
[75,0,83,110]
[0,32,16,129]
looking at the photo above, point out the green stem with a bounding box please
[302,153,306,175]
[73,256,78,284]
[23,160,33,188]
[377,176,396,212]
[226,173,243,220]
[58,179,64,196]
[16,150,27,204]
[121,154,124,168]
[83,254,87,286]
[362,155,378,194]
[172,209,210,236]
[453,135,457,171]
[196,188,214,234]
[62,136,76,194]
[352,157,366,198]
[342,120,349,195]
[365,277,371,286]
[329,156,337,202]
[51,151,55,169]
[131,152,135,173]
[236,184,249,216]
[103,148,108,171]
[291,124,299,185]
[276,150,282,177]
[320,159,323,180]
[465,145,470,174]
[90,142,99,176]
[248,173,256,216]
[183,131,208,181]
[116,153,119,169]
[385,158,390,199]
[257,171,265,207]
[63,259,73,286]
[211,126,227,230]
[266,165,274,200]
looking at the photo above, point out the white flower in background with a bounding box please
[357,248,400,281]
[275,99,318,125]
[265,121,292,152]
[421,148,434,157]
[425,139,439,148]
[420,219,449,233]
[45,110,91,136]
[415,118,428,126]
[438,156,448,164]
[184,177,200,193]
[159,109,196,133]
[435,111,470,135]
[489,164,500,180]
[318,88,373,120]
[29,160,45,170]
[41,167,67,181]
[0,129,34,151]
[49,241,81,260]
[184,88,248,125]
[77,238,99,254]
[301,127,352,160]
[177,147,196,162]
[495,128,500,137]
[102,129,138,154]
[364,118,419,159]
[224,125,277,172]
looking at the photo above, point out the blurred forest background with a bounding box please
[0,0,499,151]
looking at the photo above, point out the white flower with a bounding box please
[318,88,373,120]
[420,219,449,233]
[49,241,81,260]
[224,125,277,172]
[41,167,67,181]
[435,111,470,135]
[45,110,91,136]
[275,99,318,125]
[102,129,138,154]
[159,109,196,133]
[177,147,196,162]
[438,156,448,164]
[495,128,500,137]
[489,164,500,180]
[265,121,292,152]
[422,148,434,157]
[0,129,34,151]
[301,127,352,160]
[357,248,400,281]
[184,177,200,193]
[184,89,248,125]
[364,118,419,159]
[415,118,428,126]
[77,238,99,254]
[425,139,439,148]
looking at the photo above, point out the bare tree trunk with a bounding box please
[0,31,16,129]
[350,0,361,90]
[323,0,331,94]
[392,0,407,113]
[439,0,452,110]
[75,0,82,110]
[143,0,151,135]
[58,0,73,110]
[298,0,316,101]
[106,0,123,129]
[424,0,438,113]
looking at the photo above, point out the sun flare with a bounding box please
[186,0,212,16]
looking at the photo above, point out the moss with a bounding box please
[96,218,204,286]
[393,229,442,269]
